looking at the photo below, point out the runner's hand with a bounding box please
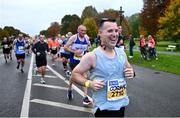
[90,80,105,91]
[74,49,83,56]
[124,67,134,79]
[36,52,40,56]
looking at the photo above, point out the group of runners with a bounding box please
[1,34,31,72]
[1,18,135,117]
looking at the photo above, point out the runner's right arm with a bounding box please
[64,35,76,53]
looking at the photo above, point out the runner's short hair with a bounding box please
[99,18,116,28]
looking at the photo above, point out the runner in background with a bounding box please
[32,35,49,84]
[64,25,92,106]
[14,34,26,73]
[1,37,10,63]
[59,32,72,77]
[8,36,14,60]
[48,36,60,66]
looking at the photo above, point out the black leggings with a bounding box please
[95,107,125,117]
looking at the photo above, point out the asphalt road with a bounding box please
[0,52,180,117]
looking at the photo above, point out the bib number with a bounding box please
[18,46,24,51]
[59,47,64,53]
[74,52,83,60]
[4,44,9,49]
[52,46,57,50]
[107,79,127,101]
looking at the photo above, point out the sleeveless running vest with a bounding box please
[70,34,88,62]
[89,47,129,113]
[15,39,25,54]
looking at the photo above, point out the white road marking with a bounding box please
[20,53,34,117]
[33,67,49,71]
[33,83,68,90]
[47,65,93,102]
[31,99,92,113]
[32,74,57,78]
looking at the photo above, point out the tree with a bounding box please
[0,29,9,41]
[141,0,170,35]
[83,17,98,40]
[40,30,50,37]
[96,9,119,24]
[158,0,180,42]
[3,26,21,37]
[47,22,61,37]
[95,9,131,38]
[61,14,81,34]
[127,13,141,38]
[81,6,98,21]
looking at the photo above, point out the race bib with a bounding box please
[107,79,127,101]
[74,53,83,60]
[52,46,57,50]
[4,44,9,49]
[25,43,29,48]
[18,46,24,51]
[59,47,64,53]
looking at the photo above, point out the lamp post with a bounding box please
[119,6,124,26]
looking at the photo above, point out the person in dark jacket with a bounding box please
[32,35,49,84]
[129,34,135,58]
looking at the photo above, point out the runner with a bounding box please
[8,36,14,60]
[57,34,63,58]
[32,35,49,84]
[116,26,125,50]
[59,32,72,77]
[48,36,60,66]
[24,36,31,55]
[1,37,10,63]
[64,25,91,105]
[13,34,26,73]
[71,18,135,117]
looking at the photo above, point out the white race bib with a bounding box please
[4,44,9,49]
[74,52,83,60]
[52,46,56,50]
[107,79,127,101]
[18,46,24,51]
[59,47,64,53]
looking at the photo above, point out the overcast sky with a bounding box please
[0,0,143,36]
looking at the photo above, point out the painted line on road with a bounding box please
[20,53,34,117]
[30,99,92,113]
[32,74,57,78]
[47,65,93,102]
[33,66,50,71]
[33,83,68,90]
[0,54,3,58]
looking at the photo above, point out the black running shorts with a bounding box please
[36,57,47,67]
[16,53,25,60]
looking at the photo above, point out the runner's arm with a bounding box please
[124,54,135,79]
[72,52,105,91]
[64,35,76,53]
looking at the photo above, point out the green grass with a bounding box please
[133,40,180,52]
[126,51,180,75]
[90,41,180,75]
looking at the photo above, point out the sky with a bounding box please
[0,0,143,36]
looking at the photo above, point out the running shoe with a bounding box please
[16,64,20,69]
[67,90,73,100]
[40,78,46,84]
[83,97,91,105]
[66,70,71,77]
[21,69,24,73]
